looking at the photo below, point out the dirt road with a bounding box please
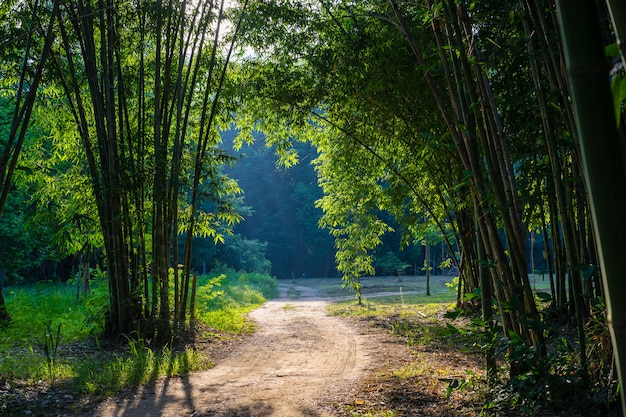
[84,284,375,417]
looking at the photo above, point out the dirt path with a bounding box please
[83,284,375,417]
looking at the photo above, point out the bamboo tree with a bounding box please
[521,0,590,374]
[54,0,245,338]
[555,0,626,412]
[0,0,60,324]
[389,0,545,370]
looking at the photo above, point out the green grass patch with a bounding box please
[364,291,456,306]
[0,269,278,400]
[73,343,212,398]
[194,269,278,332]
[199,307,258,333]
[1,283,95,348]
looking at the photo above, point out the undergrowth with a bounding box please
[0,269,278,405]
[329,291,621,417]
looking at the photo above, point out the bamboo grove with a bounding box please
[2,0,626,413]
[2,0,246,340]
[235,0,626,410]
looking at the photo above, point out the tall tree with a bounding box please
[53,0,245,338]
[555,0,626,412]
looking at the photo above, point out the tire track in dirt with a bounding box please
[81,284,371,417]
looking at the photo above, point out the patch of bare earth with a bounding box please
[327,312,484,417]
[5,282,486,416]
[74,283,488,417]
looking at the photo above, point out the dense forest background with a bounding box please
[3,128,552,283]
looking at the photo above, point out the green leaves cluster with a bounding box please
[233,0,625,412]
[0,0,255,338]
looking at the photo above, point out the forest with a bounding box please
[2,0,626,416]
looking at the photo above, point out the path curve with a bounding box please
[82,284,372,417]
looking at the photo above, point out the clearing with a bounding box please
[77,276,478,417]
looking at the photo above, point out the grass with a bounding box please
[195,270,279,332]
[1,283,95,348]
[0,269,278,408]
[68,343,213,398]
[326,275,618,417]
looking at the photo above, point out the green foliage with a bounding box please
[207,235,272,274]
[38,320,62,386]
[81,276,110,335]
[442,370,480,400]
[223,136,334,278]
[195,270,279,332]
[194,270,278,332]
[0,190,49,285]
[200,307,257,334]
[607,42,626,126]
[1,284,93,347]
[374,252,410,276]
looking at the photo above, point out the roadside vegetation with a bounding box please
[328,276,618,417]
[2,0,625,414]
[0,270,278,416]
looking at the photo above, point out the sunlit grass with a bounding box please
[366,291,456,306]
[0,270,277,397]
[1,283,93,348]
[328,294,455,317]
[194,269,278,332]
[73,343,212,397]
[199,306,258,333]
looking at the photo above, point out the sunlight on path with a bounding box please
[80,282,370,417]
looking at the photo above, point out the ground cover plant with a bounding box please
[0,270,278,416]
[327,276,620,417]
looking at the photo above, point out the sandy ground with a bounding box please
[81,283,381,417]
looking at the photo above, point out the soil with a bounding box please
[76,283,409,417]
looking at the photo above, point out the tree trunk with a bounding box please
[477,212,497,383]
[555,0,626,409]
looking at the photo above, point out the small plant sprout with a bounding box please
[40,320,62,386]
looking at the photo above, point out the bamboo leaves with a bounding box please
[51,0,247,338]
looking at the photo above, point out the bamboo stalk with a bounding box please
[555,0,626,411]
